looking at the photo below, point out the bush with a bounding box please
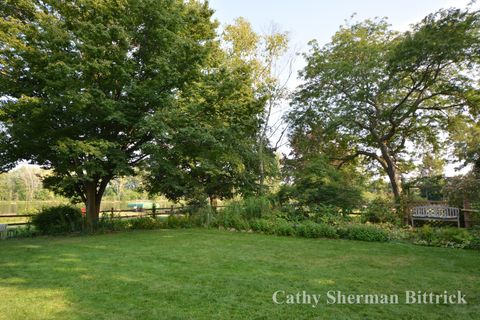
[250,219,272,233]
[129,217,161,230]
[271,219,296,236]
[361,199,399,224]
[216,204,250,230]
[338,224,389,242]
[220,197,274,223]
[166,215,191,229]
[309,204,351,225]
[8,225,37,238]
[296,221,339,239]
[242,197,272,220]
[286,156,364,212]
[189,206,216,227]
[415,225,474,248]
[31,205,83,235]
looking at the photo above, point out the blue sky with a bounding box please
[210,0,474,48]
[210,0,476,82]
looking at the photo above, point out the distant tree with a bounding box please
[289,8,480,202]
[0,0,217,226]
[16,165,43,201]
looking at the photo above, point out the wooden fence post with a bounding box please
[152,203,156,219]
[463,198,471,228]
[110,207,114,229]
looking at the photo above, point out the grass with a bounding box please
[0,229,479,319]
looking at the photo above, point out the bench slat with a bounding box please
[411,205,460,227]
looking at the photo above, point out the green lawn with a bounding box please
[0,229,479,319]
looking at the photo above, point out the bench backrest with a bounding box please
[411,205,459,218]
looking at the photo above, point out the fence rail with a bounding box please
[0,205,226,227]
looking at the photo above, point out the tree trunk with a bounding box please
[386,164,403,203]
[85,181,100,229]
[258,137,265,195]
[209,195,217,211]
[83,176,111,230]
[377,142,403,203]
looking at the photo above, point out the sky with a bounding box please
[209,0,478,176]
[210,0,477,83]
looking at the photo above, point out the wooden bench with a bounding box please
[0,224,7,240]
[411,205,460,227]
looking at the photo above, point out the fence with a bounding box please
[0,205,226,227]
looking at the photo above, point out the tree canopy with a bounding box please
[289,8,480,202]
[0,0,218,225]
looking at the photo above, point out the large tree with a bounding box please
[0,0,217,226]
[144,20,269,206]
[290,8,479,202]
[222,18,292,194]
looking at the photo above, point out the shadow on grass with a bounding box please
[0,230,479,320]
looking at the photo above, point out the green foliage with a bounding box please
[282,156,363,212]
[308,204,351,225]
[0,0,218,222]
[129,217,161,230]
[242,197,273,220]
[361,199,399,224]
[289,8,480,201]
[219,197,274,225]
[296,221,338,239]
[31,205,83,235]
[270,219,296,236]
[188,206,216,228]
[145,18,273,204]
[166,215,192,229]
[443,173,480,208]
[415,225,474,248]
[217,209,250,231]
[337,224,389,242]
[249,219,273,233]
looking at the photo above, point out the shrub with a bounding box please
[287,156,364,212]
[8,225,37,238]
[272,219,296,236]
[189,206,216,227]
[129,217,161,230]
[216,205,250,230]
[296,221,338,239]
[361,199,399,224]
[338,224,389,242]
[166,215,191,229]
[309,204,350,225]
[31,205,83,235]
[250,219,272,233]
[414,226,474,248]
[242,197,272,220]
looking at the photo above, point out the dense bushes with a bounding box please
[337,224,389,242]
[296,220,338,239]
[21,200,480,251]
[414,225,475,248]
[129,217,161,230]
[361,199,399,225]
[31,205,83,235]
[279,156,364,212]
